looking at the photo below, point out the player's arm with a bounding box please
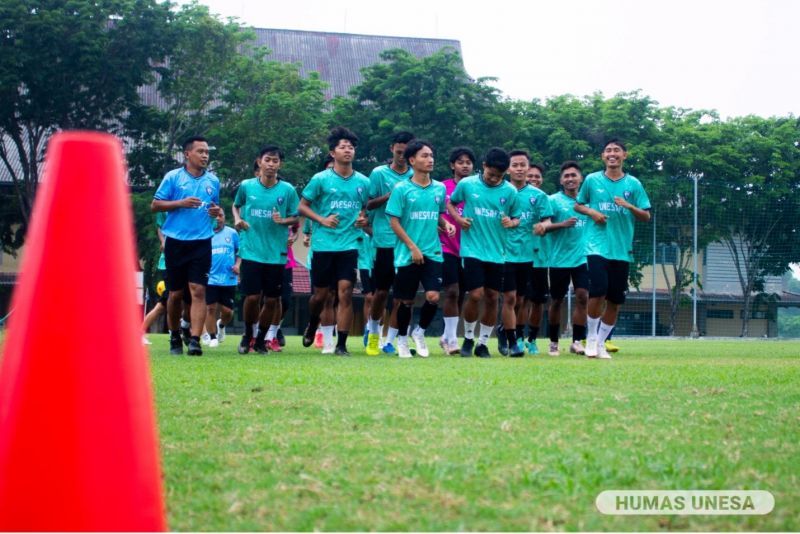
[575,202,607,224]
[367,193,390,210]
[389,216,423,264]
[232,203,249,231]
[533,217,552,236]
[156,227,166,250]
[298,198,338,228]
[614,197,652,221]
[438,214,456,237]
[151,197,200,212]
[545,217,577,233]
[272,211,299,226]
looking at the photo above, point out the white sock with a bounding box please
[464,320,477,339]
[321,325,335,344]
[412,325,425,336]
[266,324,279,341]
[252,323,260,338]
[443,316,458,341]
[397,334,408,345]
[368,318,381,335]
[386,327,399,344]
[598,322,615,345]
[180,319,191,330]
[587,316,600,341]
[478,323,494,345]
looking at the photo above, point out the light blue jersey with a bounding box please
[154,167,220,241]
[209,226,239,286]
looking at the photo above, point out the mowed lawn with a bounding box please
[148,337,800,531]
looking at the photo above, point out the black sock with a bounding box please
[210,333,217,340]
[573,324,587,342]
[170,330,181,341]
[255,326,267,343]
[516,325,525,340]
[527,326,539,342]
[418,300,438,330]
[548,323,560,343]
[397,303,412,336]
[245,323,253,339]
[191,335,200,343]
[505,328,517,347]
[337,331,349,349]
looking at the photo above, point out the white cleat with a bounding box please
[216,319,226,343]
[597,344,613,359]
[584,338,599,358]
[322,341,335,355]
[411,329,429,358]
[397,338,413,359]
[548,341,560,356]
[200,332,211,346]
[569,340,585,355]
[439,336,460,355]
[208,338,219,348]
[142,335,152,345]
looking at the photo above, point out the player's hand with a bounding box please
[321,214,339,228]
[562,217,578,228]
[234,219,249,231]
[302,235,311,247]
[614,196,633,210]
[533,222,547,236]
[501,216,515,228]
[207,202,222,217]
[458,216,473,230]
[354,213,368,228]
[272,208,283,224]
[180,196,203,208]
[411,246,424,264]
[231,264,240,275]
[444,221,456,237]
[591,211,608,225]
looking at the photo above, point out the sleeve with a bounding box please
[385,186,404,218]
[233,182,246,208]
[449,180,465,204]
[438,185,447,213]
[303,217,313,235]
[507,189,522,219]
[360,177,370,207]
[286,187,300,217]
[539,194,554,220]
[301,176,319,202]
[635,180,652,210]
[368,168,382,199]
[212,180,220,205]
[153,174,173,201]
[576,177,591,205]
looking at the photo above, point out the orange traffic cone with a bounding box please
[0,132,166,530]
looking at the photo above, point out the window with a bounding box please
[707,309,734,319]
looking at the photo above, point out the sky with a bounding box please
[177,0,800,119]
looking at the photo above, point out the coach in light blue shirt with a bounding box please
[152,136,221,356]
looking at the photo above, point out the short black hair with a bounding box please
[529,163,545,174]
[603,138,627,152]
[449,146,476,165]
[483,147,510,173]
[328,126,359,151]
[252,159,259,173]
[258,144,284,161]
[508,149,530,162]
[319,153,334,171]
[560,160,582,173]
[403,139,434,161]
[391,131,415,145]
[182,136,207,152]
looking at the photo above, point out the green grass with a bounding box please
[148,336,800,531]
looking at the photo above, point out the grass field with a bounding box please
[147,336,800,531]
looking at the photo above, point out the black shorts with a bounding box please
[164,237,211,290]
[528,267,550,303]
[239,259,284,298]
[549,265,590,300]
[309,259,336,290]
[502,262,533,294]
[205,285,236,307]
[463,257,503,292]
[587,255,629,304]
[359,269,375,295]
[372,247,396,291]
[311,250,358,288]
[393,261,443,300]
[442,253,465,288]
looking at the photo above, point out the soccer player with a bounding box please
[141,212,168,345]
[438,146,475,354]
[385,140,455,358]
[204,209,239,348]
[232,145,300,354]
[448,147,520,358]
[364,131,415,356]
[546,161,590,356]
[575,139,651,359]
[151,136,221,356]
[357,228,375,348]
[502,150,552,357]
[523,163,551,354]
[299,126,370,356]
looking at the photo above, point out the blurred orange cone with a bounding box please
[0,131,166,531]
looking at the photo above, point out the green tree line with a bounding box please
[1,0,798,335]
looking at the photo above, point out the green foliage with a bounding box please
[149,337,800,531]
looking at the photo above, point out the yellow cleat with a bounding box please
[366,333,381,356]
[604,340,620,353]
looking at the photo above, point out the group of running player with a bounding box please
[149,126,651,359]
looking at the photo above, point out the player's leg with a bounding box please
[585,255,610,357]
[333,250,358,355]
[409,261,443,358]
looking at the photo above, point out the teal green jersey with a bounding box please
[369,164,414,248]
[576,172,651,262]
[234,178,300,265]
[505,184,553,264]
[155,211,167,270]
[547,191,589,268]
[449,174,521,264]
[385,178,447,268]
[357,230,374,271]
[301,168,370,253]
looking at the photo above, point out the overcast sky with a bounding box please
[179,0,799,120]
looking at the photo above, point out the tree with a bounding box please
[0,0,172,236]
